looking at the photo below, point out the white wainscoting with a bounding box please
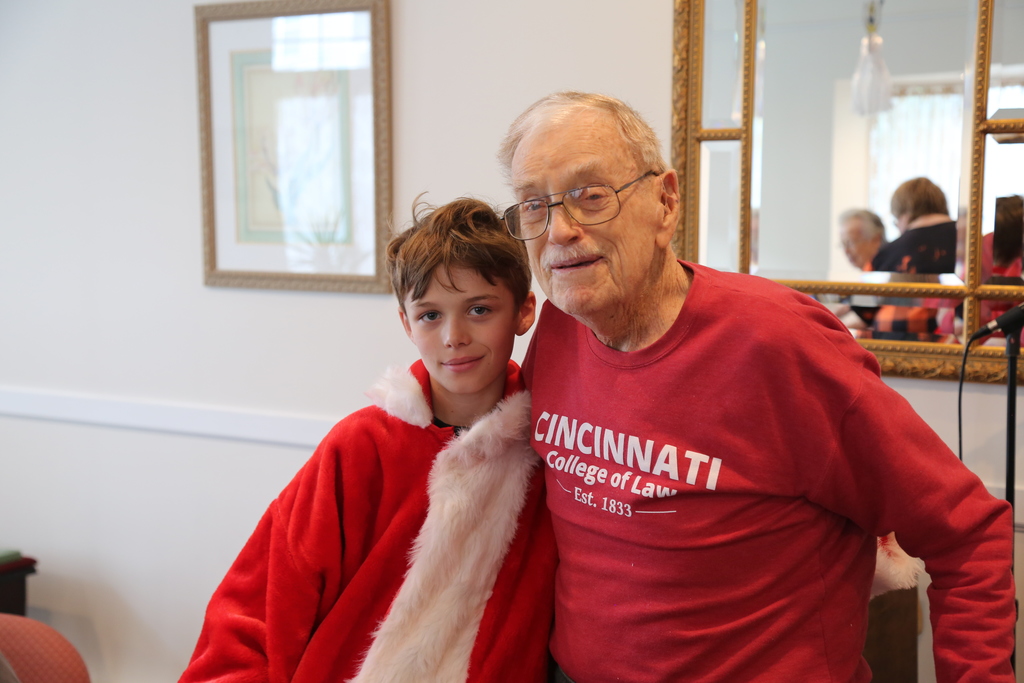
[3,383,1022,530]
[0,386,335,448]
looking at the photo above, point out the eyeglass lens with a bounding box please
[506,185,621,239]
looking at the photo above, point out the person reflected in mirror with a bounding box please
[827,210,889,334]
[871,177,956,274]
[869,178,957,341]
[979,195,1024,339]
[986,194,1024,283]
[839,208,888,271]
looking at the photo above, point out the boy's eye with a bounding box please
[419,311,440,322]
[470,305,491,316]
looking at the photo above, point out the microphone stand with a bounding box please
[1007,330,1018,520]
[968,320,1023,675]
[1007,331,1019,677]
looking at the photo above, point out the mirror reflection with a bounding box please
[978,194,1024,345]
[989,0,1024,120]
[748,0,973,283]
[818,292,962,344]
[699,140,742,271]
[977,131,1024,347]
[702,0,743,128]
[687,0,1024,378]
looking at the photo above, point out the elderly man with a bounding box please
[839,208,888,270]
[498,92,1013,683]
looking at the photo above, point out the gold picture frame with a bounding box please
[195,0,391,293]
[672,0,1024,382]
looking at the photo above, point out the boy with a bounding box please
[179,199,556,683]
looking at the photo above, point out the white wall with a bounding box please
[0,1,1020,682]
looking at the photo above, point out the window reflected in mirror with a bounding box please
[702,0,743,129]
[988,0,1024,119]
[698,140,742,272]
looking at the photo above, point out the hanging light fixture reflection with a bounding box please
[851,0,892,116]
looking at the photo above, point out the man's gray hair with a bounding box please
[839,208,889,245]
[497,91,668,181]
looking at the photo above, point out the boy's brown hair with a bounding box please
[386,198,531,309]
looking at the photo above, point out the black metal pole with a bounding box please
[1006,331,1019,676]
[1007,331,1017,515]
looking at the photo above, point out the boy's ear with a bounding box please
[398,306,413,339]
[516,292,537,336]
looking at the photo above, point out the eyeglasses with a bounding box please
[501,171,658,241]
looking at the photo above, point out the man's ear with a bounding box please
[655,169,681,249]
[516,291,538,336]
[398,306,413,340]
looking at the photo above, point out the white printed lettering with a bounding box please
[535,408,723,494]
[707,457,722,490]
[684,450,710,485]
[555,416,578,449]
[652,444,679,480]
[577,423,594,455]
[573,487,594,506]
[535,412,551,442]
[544,415,559,443]
[626,435,654,472]
[603,430,625,465]
[656,485,677,498]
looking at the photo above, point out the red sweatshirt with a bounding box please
[524,262,1013,683]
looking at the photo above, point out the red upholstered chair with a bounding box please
[0,614,90,683]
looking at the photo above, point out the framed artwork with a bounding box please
[195,0,391,292]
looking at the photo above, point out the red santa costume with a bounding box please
[179,361,557,683]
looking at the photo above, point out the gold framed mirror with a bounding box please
[672,0,1024,382]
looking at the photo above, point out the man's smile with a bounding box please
[548,254,603,272]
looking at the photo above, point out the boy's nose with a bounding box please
[444,320,471,347]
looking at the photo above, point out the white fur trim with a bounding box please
[349,391,537,683]
[871,532,925,598]
[365,365,434,428]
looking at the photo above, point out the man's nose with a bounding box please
[546,204,584,245]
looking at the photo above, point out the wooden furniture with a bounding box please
[863,587,919,683]
[0,558,37,616]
